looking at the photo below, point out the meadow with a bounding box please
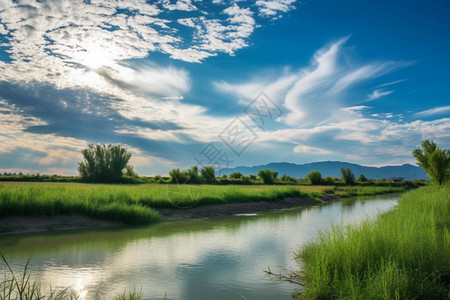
[0,183,329,225]
[0,182,409,227]
[295,184,450,299]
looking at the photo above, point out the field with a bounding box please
[0,182,330,225]
[0,182,408,227]
[295,184,450,299]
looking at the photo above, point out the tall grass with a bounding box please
[0,183,322,225]
[334,185,405,198]
[296,185,450,299]
[0,253,146,300]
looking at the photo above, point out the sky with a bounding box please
[0,0,449,176]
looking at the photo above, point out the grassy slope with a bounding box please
[296,185,450,299]
[0,183,326,225]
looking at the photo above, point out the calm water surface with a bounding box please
[0,195,399,300]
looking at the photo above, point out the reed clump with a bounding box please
[296,185,450,299]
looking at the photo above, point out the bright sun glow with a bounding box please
[80,46,115,70]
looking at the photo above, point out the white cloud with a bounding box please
[366,89,394,101]
[376,79,407,88]
[216,37,410,127]
[414,106,450,118]
[293,145,332,154]
[328,62,404,95]
[256,0,296,19]
[160,0,198,11]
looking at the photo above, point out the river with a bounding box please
[0,195,399,300]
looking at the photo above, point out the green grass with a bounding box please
[0,183,409,226]
[295,185,450,299]
[0,183,325,225]
[334,185,405,198]
[0,253,147,300]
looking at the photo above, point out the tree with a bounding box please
[78,144,132,183]
[229,172,243,179]
[307,171,322,185]
[187,166,201,184]
[358,174,368,182]
[169,168,188,183]
[257,169,277,184]
[341,167,355,185]
[201,166,216,184]
[280,174,297,183]
[413,140,450,185]
[125,165,139,178]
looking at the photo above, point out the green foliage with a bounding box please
[280,174,297,183]
[306,171,322,185]
[413,139,450,185]
[340,167,355,185]
[257,169,278,184]
[125,165,139,178]
[78,144,132,183]
[295,185,450,299]
[229,172,243,179]
[322,176,335,185]
[169,168,188,183]
[358,173,368,182]
[200,166,216,184]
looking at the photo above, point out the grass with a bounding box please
[0,182,409,226]
[0,183,327,225]
[334,185,405,198]
[295,184,450,299]
[0,253,148,300]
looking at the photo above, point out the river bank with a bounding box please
[294,185,450,299]
[0,182,404,235]
[0,194,338,235]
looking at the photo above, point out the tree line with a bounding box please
[1,139,448,185]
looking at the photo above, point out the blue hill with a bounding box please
[219,161,427,180]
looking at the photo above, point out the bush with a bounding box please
[257,169,278,184]
[341,167,355,185]
[306,171,322,185]
[201,166,216,184]
[78,144,132,183]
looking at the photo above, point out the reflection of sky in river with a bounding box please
[0,196,398,300]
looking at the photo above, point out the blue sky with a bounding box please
[0,0,449,175]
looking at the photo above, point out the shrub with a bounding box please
[306,171,322,185]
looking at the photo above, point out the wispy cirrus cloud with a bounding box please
[414,106,450,118]
[216,37,410,126]
[366,89,394,101]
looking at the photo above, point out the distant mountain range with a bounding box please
[219,161,427,180]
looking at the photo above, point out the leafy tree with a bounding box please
[125,165,139,178]
[170,166,201,184]
[229,172,243,179]
[307,171,322,185]
[249,174,257,181]
[280,174,296,183]
[187,166,201,184]
[322,176,334,185]
[201,166,216,184]
[413,140,450,185]
[78,144,132,183]
[341,167,355,185]
[358,173,368,182]
[169,168,188,183]
[257,169,277,184]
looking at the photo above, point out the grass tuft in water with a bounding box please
[295,185,450,299]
